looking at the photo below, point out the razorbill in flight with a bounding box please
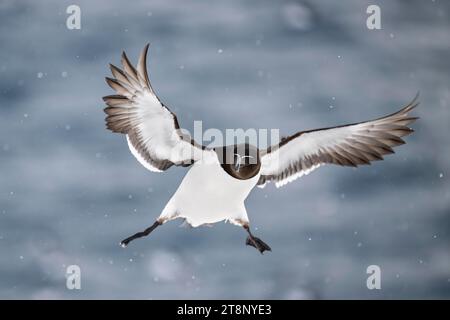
[102,44,418,254]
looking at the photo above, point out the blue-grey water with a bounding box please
[0,0,449,299]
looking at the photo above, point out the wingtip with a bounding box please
[409,91,421,109]
[105,76,115,84]
[140,43,150,60]
[121,50,131,65]
[109,63,118,74]
[393,92,420,117]
[121,44,150,59]
[136,43,152,89]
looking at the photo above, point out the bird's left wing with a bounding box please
[103,44,213,172]
[258,95,419,188]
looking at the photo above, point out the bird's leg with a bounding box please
[120,220,162,247]
[243,225,271,254]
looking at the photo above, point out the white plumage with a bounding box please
[160,153,260,227]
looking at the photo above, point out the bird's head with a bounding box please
[215,143,261,180]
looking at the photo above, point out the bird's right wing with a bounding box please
[103,44,214,172]
[258,95,419,188]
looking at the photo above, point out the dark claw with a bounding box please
[120,240,129,248]
[120,236,135,247]
[246,235,272,254]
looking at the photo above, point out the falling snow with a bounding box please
[0,0,448,300]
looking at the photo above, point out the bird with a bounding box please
[102,44,419,254]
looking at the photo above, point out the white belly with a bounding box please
[160,156,259,227]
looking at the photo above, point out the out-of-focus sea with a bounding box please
[0,0,449,299]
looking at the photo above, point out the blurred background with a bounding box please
[0,0,449,299]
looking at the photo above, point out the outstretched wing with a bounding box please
[103,44,212,172]
[258,95,419,188]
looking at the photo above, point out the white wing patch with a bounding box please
[274,164,322,188]
[126,135,162,172]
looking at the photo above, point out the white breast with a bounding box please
[160,154,260,227]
